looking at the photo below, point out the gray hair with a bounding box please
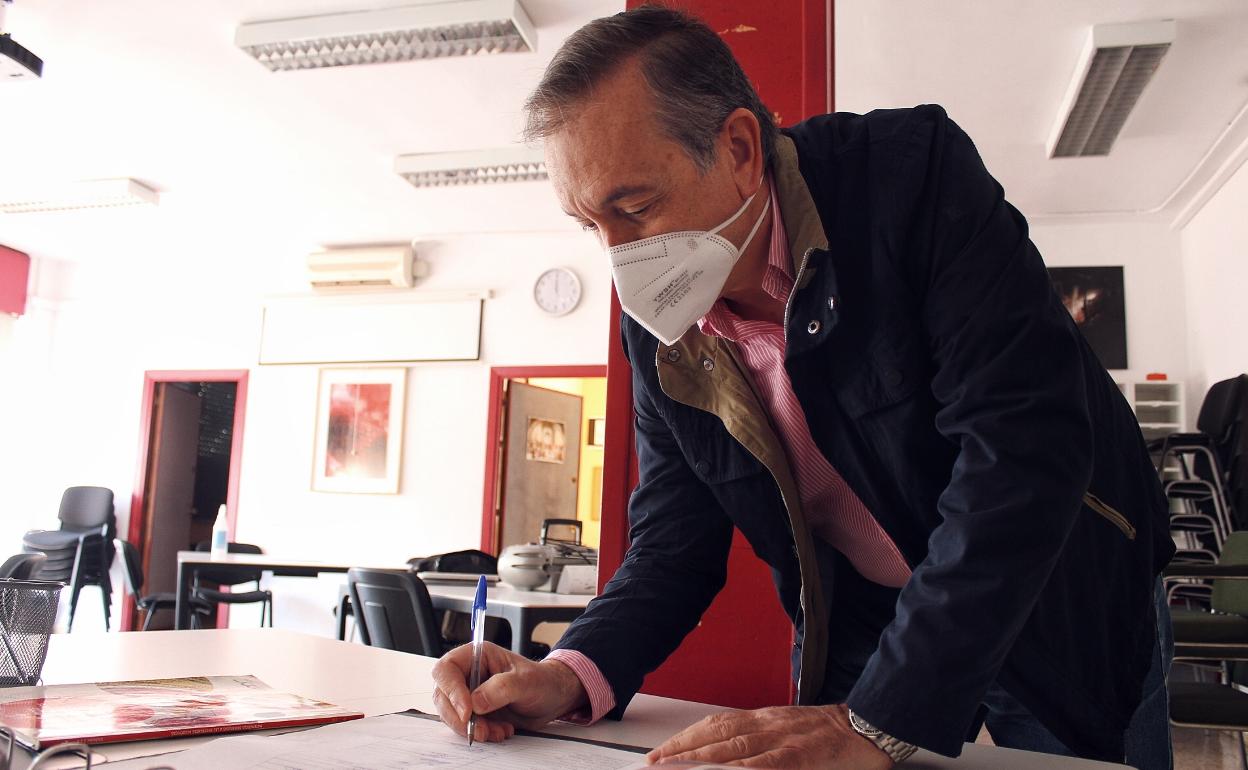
[522,4,777,173]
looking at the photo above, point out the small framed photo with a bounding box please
[312,368,406,494]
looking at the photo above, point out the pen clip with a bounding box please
[471,575,487,632]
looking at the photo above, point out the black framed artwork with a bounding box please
[1047,266,1128,370]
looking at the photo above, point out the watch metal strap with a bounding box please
[848,709,919,764]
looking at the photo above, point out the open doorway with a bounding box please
[481,366,607,555]
[124,370,248,631]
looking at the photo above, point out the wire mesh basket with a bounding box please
[0,579,62,688]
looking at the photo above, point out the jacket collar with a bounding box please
[659,133,828,364]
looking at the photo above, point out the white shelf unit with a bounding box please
[1116,379,1186,481]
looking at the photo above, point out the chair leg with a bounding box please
[100,585,111,632]
[141,607,154,632]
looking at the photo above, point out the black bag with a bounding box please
[408,549,497,575]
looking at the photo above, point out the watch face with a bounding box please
[849,711,882,738]
[534,267,582,316]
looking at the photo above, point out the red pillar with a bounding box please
[598,1,834,709]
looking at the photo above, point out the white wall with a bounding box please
[1181,157,1248,421]
[0,228,610,635]
[1029,218,1188,386]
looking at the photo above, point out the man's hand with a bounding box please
[645,704,894,769]
[431,641,589,743]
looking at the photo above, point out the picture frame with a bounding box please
[1047,266,1128,370]
[312,367,406,494]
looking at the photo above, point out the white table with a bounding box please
[421,582,591,654]
[22,628,1125,769]
[172,551,407,630]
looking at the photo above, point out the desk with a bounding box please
[172,552,407,630]
[173,553,592,653]
[424,582,591,655]
[28,629,1125,769]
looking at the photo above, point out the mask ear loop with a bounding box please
[709,174,767,237]
[709,176,771,259]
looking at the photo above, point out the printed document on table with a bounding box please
[103,712,652,769]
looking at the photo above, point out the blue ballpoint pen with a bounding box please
[466,574,487,747]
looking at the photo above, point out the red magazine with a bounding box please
[0,674,363,750]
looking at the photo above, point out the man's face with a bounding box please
[545,58,755,252]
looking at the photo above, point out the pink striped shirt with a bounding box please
[697,176,913,589]
[547,175,912,724]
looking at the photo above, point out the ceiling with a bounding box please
[2,0,1246,282]
[835,0,1248,222]
[0,0,621,281]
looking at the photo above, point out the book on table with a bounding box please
[0,674,362,751]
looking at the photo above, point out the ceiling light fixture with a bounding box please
[395,146,546,188]
[0,178,160,214]
[1047,19,1176,158]
[235,0,536,72]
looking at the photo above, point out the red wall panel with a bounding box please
[0,246,31,317]
[597,0,834,710]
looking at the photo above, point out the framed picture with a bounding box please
[1048,266,1128,370]
[312,368,406,494]
[524,417,567,464]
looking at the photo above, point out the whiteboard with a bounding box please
[259,293,483,365]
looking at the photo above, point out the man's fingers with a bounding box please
[431,646,477,722]
[656,732,779,766]
[471,668,524,714]
[647,711,746,761]
[432,689,466,735]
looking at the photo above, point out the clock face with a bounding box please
[534,267,582,316]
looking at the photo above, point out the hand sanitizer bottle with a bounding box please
[211,504,229,557]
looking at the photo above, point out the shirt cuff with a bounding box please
[544,649,616,725]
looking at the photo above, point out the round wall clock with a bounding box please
[533,267,582,316]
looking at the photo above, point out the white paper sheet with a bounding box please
[102,712,651,769]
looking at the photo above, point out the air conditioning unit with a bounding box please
[306,245,424,289]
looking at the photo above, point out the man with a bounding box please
[433,6,1175,768]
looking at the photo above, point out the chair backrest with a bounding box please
[0,552,47,581]
[1197,375,1247,448]
[57,487,115,532]
[347,568,443,657]
[192,542,264,585]
[114,539,144,595]
[541,518,583,546]
[1213,532,1248,616]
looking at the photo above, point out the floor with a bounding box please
[1174,727,1244,769]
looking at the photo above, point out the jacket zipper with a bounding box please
[1083,492,1136,540]
[782,247,817,343]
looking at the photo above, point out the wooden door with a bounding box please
[598,0,835,709]
[142,385,202,615]
[499,382,583,549]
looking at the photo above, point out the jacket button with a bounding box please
[666,349,681,363]
[695,460,710,476]
[702,358,715,372]
[884,368,904,387]
[807,320,821,335]
[828,295,838,311]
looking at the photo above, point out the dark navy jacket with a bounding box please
[554,105,1174,761]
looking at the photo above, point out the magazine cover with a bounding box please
[0,674,363,750]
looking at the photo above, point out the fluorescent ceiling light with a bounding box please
[395,146,546,188]
[1047,20,1176,158]
[0,178,160,214]
[235,0,536,72]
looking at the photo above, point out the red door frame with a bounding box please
[122,369,249,632]
[480,365,608,554]
[596,0,835,708]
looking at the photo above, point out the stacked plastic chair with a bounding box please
[21,486,117,631]
[1158,375,1247,607]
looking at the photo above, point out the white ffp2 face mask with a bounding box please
[608,186,771,346]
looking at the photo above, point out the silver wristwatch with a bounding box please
[848,709,919,764]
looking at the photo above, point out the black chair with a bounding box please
[190,542,273,628]
[22,486,116,631]
[115,539,212,631]
[0,552,46,580]
[1165,532,1248,768]
[346,568,450,657]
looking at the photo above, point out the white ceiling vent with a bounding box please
[0,178,159,214]
[307,244,427,289]
[1047,20,1176,158]
[394,146,546,188]
[236,0,536,72]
